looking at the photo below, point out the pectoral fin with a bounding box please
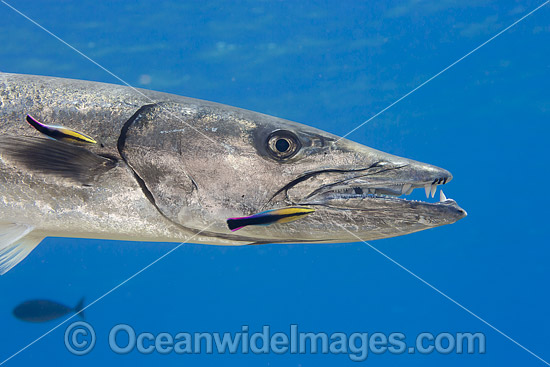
[0,136,117,184]
[0,223,44,275]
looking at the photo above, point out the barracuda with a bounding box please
[0,73,466,274]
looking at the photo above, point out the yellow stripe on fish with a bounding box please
[26,115,97,145]
[227,207,315,231]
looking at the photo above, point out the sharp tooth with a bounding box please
[406,186,414,195]
[402,184,412,195]
[369,188,375,194]
[430,184,437,198]
[424,184,430,198]
[440,190,447,202]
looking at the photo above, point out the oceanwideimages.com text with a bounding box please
[65,322,486,361]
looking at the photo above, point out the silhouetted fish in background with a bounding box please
[12,297,85,323]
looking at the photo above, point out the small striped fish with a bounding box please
[227,207,315,232]
[26,115,97,145]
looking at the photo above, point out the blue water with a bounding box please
[1,1,549,366]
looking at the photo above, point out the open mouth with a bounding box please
[276,160,463,209]
[270,160,465,217]
[307,179,453,204]
[298,160,451,199]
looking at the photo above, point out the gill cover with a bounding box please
[117,103,199,225]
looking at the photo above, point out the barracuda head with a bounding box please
[121,99,466,244]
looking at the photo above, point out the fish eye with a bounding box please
[266,130,301,160]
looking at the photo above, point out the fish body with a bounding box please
[0,73,466,274]
[13,298,85,322]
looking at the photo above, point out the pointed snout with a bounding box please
[335,138,452,183]
[403,159,453,185]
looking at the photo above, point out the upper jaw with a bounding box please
[293,160,467,225]
[301,161,453,201]
[290,159,464,213]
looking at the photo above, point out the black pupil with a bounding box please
[275,138,290,152]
